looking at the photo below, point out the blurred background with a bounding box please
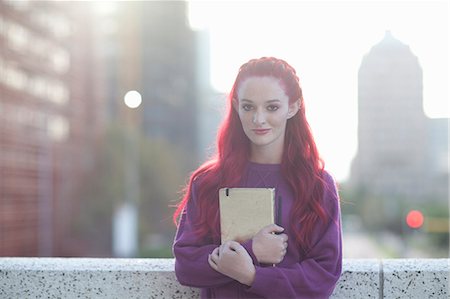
[0,0,448,259]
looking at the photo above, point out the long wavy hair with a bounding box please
[174,57,327,254]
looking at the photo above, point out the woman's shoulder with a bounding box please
[192,168,214,185]
[190,162,220,190]
[320,170,340,215]
[321,170,338,193]
[321,169,335,184]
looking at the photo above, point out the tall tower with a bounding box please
[112,1,201,169]
[350,31,429,199]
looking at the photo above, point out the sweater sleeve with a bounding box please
[173,179,235,288]
[245,173,343,298]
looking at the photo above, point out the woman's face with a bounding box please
[235,76,298,161]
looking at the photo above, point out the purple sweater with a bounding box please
[173,162,342,298]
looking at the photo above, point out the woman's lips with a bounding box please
[252,128,271,135]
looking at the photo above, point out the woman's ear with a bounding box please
[287,99,300,119]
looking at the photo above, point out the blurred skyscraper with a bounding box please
[94,1,220,256]
[104,1,216,168]
[0,0,224,257]
[0,0,106,256]
[350,31,449,201]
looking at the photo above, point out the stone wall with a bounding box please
[0,258,448,298]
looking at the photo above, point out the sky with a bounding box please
[187,0,449,182]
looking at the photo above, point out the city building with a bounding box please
[109,1,208,169]
[0,0,218,257]
[350,31,449,201]
[0,0,106,256]
[95,1,218,256]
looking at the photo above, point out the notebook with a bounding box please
[219,187,275,244]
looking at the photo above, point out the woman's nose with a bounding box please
[252,110,266,125]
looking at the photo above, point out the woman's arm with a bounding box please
[245,173,343,298]
[173,179,235,288]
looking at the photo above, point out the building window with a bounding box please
[48,80,69,105]
[30,10,71,40]
[47,114,69,141]
[51,14,71,39]
[3,0,30,11]
[51,47,70,74]
[7,21,28,52]
[0,101,47,131]
[4,63,27,91]
[28,37,49,60]
[0,16,6,37]
[28,75,69,105]
[29,75,46,99]
[0,56,5,84]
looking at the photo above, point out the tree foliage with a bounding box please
[72,123,187,256]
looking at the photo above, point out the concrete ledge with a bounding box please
[383,259,449,298]
[332,259,380,298]
[0,258,199,299]
[0,258,448,298]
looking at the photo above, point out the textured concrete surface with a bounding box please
[0,258,448,298]
[0,258,199,299]
[331,259,380,298]
[383,259,449,299]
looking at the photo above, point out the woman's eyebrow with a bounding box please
[240,99,281,103]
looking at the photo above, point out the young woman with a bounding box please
[173,57,342,298]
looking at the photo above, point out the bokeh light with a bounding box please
[124,90,142,109]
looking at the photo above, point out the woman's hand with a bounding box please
[208,241,256,286]
[252,224,288,264]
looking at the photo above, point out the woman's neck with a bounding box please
[249,146,283,164]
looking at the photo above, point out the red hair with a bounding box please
[174,57,327,253]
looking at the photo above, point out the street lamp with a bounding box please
[112,90,142,257]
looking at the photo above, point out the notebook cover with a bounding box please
[219,188,275,244]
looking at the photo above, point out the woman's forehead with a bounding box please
[237,76,288,101]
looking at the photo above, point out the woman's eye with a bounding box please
[242,104,253,111]
[267,105,279,111]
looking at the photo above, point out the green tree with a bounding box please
[73,123,187,257]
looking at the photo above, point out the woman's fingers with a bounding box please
[279,233,288,242]
[261,224,284,234]
[208,253,218,270]
[227,240,241,251]
[211,247,220,258]
[208,247,220,269]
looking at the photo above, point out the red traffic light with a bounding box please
[406,210,424,229]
